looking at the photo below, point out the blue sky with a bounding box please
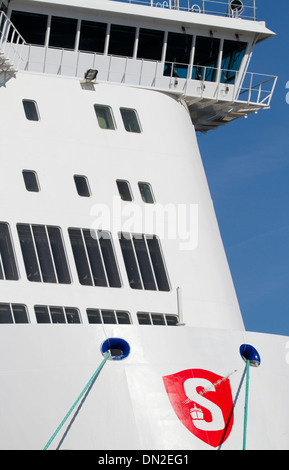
[198,0,289,337]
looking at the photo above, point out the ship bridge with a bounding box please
[0,0,276,131]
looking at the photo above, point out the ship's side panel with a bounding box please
[0,72,244,330]
[0,324,288,450]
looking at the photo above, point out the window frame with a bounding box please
[87,308,131,325]
[116,179,133,201]
[34,305,81,324]
[73,175,91,197]
[22,100,40,121]
[68,228,122,288]
[119,232,170,291]
[120,108,142,133]
[17,224,71,284]
[22,170,40,192]
[0,303,29,324]
[94,104,116,130]
[0,222,19,281]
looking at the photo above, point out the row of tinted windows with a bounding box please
[23,100,142,133]
[0,222,170,291]
[11,10,246,73]
[23,171,154,204]
[0,302,178,326]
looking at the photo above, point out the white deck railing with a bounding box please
[110,0,257,21]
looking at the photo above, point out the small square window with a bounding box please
[74,175,91,197]
[137,312,152,325]
[116,180,133,201]
[23,100,40,121]
[120,108,141,133]
[94,105,115,129]
[138,182,155,203]
[22,170,40,192]
[87,309,102,324]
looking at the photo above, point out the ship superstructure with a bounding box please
[0,0,288,450]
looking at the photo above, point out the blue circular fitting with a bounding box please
[240,344,261,367]
[101,337,130,361]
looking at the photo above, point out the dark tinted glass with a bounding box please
[137,28,164,60]
[10,11,48,45]
[49,16,77,49]
[108,24,136,57]
[79,20,107,53]
[23,170,40,192]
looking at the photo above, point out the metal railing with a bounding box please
[0,11,26,71]
[111,0,257,20]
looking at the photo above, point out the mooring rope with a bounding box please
[242,359,250,450]
[43,351,111,450]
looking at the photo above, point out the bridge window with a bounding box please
[221,40,247,83]
[79,20,107,53]
[0,223,18,281]
[119,233,170,291]
[192,36,220,82]
[49,16,77,49]
[10,10,48,45]
[108,24,136,57]
[17,224,71,283]
[164,32,192,78]
[137,28,164,61]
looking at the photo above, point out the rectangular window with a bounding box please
[74,175,91,197]
[23,100,40,121]
[116,180,133,201]
[35,305,81,324]
[68,228,121,287]
[22,170,40,192]
[137,28,164,61]
[49,16,77,49]
[87,308,131,324]
[94,105,115,129]
[221,40,247,84]
[138,182,154,203]
[0,303,29,324]
[119,233,170,291]
[120,108,141,133]
[0,223,18,280]
[10,10,48,45]
[164,32,192,78]
[137,312,178,326]
[79,20,107,53]
[108,24,136,57]
[17,224,70,284]
[192,36,220,82]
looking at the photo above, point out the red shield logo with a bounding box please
[163,369,234,448]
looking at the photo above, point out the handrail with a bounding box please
[0,11,26,71]
[110,0,257,21]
